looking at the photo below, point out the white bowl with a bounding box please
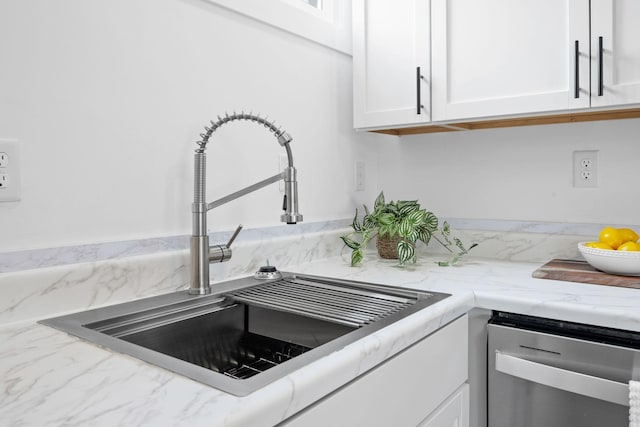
[578,242,640,276]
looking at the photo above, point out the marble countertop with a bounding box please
[3,255,640,427]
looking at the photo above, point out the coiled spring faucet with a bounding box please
[190,112,303,295]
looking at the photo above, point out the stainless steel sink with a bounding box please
[40,273,449,396]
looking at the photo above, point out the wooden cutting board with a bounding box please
[532,259,640,289]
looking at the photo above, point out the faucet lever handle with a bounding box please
[226,224,243,248]
[209,224,242,264]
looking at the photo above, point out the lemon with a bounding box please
[618,228,639,244]
[585,241,613,250]
[617,241,640,251]
[598,226,623,249]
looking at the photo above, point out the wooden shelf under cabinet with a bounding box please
[372,107,640,136]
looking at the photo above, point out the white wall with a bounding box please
[2,0,638,254]
[0,0,379,252]
[373,118,640,227]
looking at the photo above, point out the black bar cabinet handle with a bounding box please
[416,66,422,115]
[416,67,424,114]
[598,36,604,96]
[574,40,580,99]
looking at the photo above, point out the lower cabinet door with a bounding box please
[418,384,470,427]
[281,315,468,427]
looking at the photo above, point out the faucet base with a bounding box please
[188,288,211,296]
[189,235,211,295]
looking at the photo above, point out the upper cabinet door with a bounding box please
[353,0,430,129]
[591,0,640,107]
[431,0,590,122]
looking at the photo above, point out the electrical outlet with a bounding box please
[355,161,366,191]
[0,139,21,201]
[0,152,8,168]
[573,150,598,188]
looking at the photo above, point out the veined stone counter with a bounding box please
[3,253,640,426]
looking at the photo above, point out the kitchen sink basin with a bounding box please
[40,273,449,396]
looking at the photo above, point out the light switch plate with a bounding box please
[355,160,366,191]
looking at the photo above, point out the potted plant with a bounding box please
[340,191,477,267]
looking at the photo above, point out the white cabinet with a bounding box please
[418,384,470,427]
[352,0,431,129]
[431,0,590,121]
[590,0,640,107]
[353,0,640,132]
[431,0,640,120]
[281,315,469,426]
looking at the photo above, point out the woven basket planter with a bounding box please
[376,234,403,259]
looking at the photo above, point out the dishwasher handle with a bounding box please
[495,351,629,407]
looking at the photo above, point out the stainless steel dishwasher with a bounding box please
[488,311,640,427]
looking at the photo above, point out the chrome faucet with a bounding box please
[189,112,303,295]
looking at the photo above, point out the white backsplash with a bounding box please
[0,218,613,326]
[0,224,349,326]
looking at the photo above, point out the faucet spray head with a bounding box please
[281,166,303,224]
